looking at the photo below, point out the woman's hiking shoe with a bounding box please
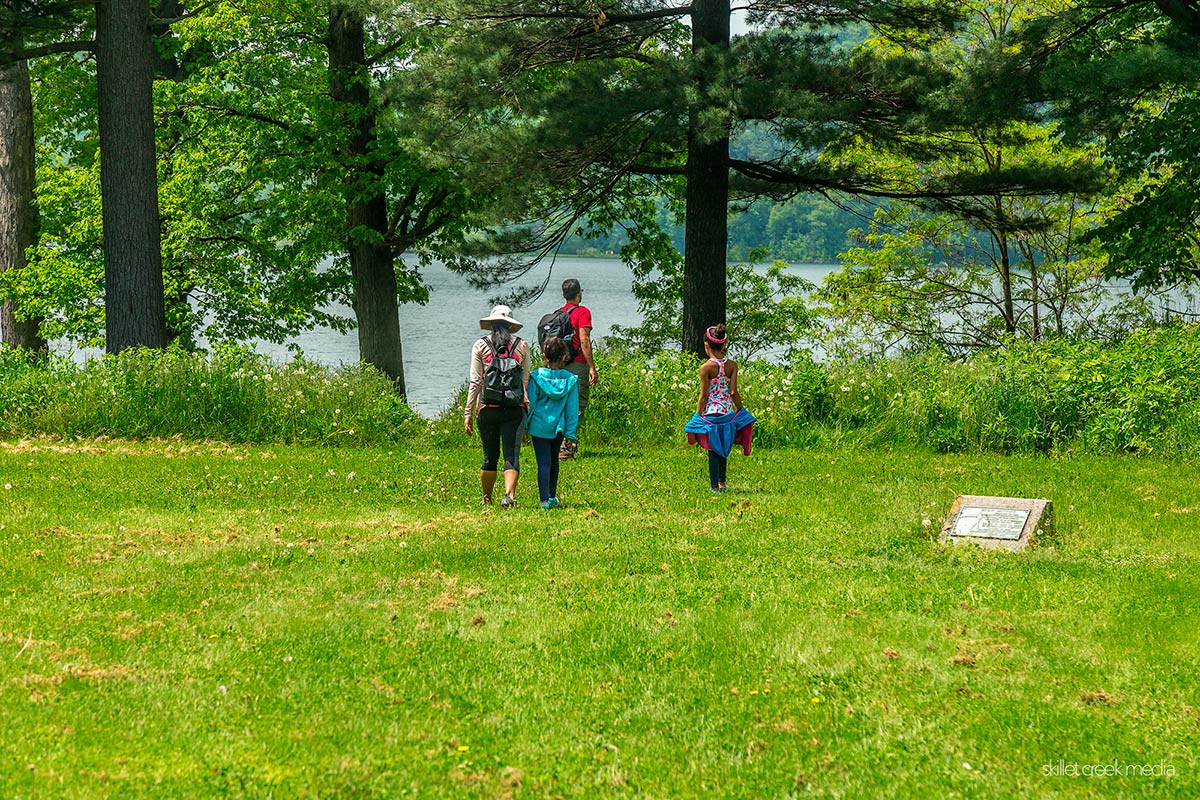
[482,495,493,506]
[500,495,516,509]
[559,438,578,460]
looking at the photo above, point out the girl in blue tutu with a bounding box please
[684,324,755,492]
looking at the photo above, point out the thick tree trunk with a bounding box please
[328,6,406,396]
[681,0,730,357]
[0,56,46,352]
[96,0,168,353]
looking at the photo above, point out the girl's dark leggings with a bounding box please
[532,433,564,502]
[478,406,524,472]
[708,450,727,489]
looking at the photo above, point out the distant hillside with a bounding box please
[558,193,875,263]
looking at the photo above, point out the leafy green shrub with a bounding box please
[815,326,1200,455]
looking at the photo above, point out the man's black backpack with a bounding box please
[537,308,580,361]
[481,336,525,407]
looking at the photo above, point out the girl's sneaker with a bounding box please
[547,497,560,509]
[540,500,551,510]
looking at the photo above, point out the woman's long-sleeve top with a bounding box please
[465,335,532,418]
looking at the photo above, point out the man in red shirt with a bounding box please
[559,278,598,459]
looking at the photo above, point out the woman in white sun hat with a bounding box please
[465,305,531,508]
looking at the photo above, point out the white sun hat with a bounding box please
[478,304,523,332]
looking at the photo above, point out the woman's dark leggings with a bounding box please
[708,450,727,489]
[532,434,564,502]
[478,406,524,472]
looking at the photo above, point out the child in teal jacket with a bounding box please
[527,336,580,508]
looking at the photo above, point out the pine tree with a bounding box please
[422,1,1099,355]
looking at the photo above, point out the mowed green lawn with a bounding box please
[1,439,1197,798]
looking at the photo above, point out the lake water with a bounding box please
[255,257,836,417]
[266,257,645,416]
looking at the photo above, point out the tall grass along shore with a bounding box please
[3,325,1199,456]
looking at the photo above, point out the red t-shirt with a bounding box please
[561,303,592,363]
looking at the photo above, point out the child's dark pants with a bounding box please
[708,450,727,489]
[532,434,565,502]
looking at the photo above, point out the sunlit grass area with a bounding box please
[1,439,1196,797]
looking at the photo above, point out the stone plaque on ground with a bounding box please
[940,495,1053,551]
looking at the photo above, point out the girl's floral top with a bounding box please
[703,358,735,415]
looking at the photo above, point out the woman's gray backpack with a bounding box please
[481,337,525,407]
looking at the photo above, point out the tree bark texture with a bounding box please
[681,0,730,358]
[328,6,407,396]
[0,56,46,351]
[96,0,168,353]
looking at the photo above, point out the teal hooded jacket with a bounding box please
[526,368,580,440]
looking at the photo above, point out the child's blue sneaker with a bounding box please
[547,497,560,509]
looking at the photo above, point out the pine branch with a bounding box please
[188,103,318,144]
[0,38,94,63]
[461,4,691,26]
[367,36,405,66]
[624,163,686,176]
[408,189,453,241]
[389,184,423,243]
[728,158,1091,201]
[151,0,218,25]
